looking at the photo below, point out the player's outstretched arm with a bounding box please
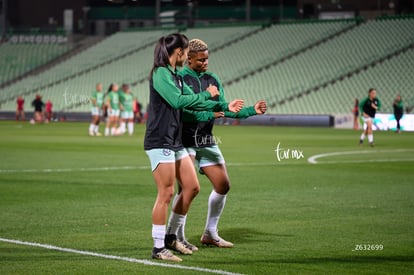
[224,99,267,119]
[182,109,224,123]
[228,99,244,113]
[254,100,267,115]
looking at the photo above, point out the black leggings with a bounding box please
[395,115,402,130]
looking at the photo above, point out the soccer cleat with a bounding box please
[165,234,192,255]
[200,233,234,248]
[369,142,375,147]
[181,239,199,252]
[89,132,95,136]
[95,132,102,136]
[359,139,363,145]
[152,248,182,262]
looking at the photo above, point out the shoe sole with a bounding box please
[201,238,234,248]
[165,242,192,255]
[152,255,182,262]
[183,244,199,252]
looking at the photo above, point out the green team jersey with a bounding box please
[359,96,381,118]
[91,91,104,108]
[179,65,257,123]
[144,65,229,151]
[119,92,134,112]
[107,91,120,110]
[393,100,403,115]
[179,65,257,147]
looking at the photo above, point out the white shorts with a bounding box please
[362,116,373,123]
[186,145,225,169]
[91,107,102,116]
[362,116,373,130]
[121,111,134,119]
[146,148,189,172]
[108,109,120,117]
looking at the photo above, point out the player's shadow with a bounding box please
[189,227,293,245]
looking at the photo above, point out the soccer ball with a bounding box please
[115,127,126,136]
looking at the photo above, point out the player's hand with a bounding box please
[206,85,219,98]
[228,99,244,113]
[254,100,267,115]
[214,112,224,118]
[371,103,377,110]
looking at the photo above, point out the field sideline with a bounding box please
[0,121,413,274]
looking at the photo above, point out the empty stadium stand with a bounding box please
[0,43,71,85]
[1,16,413,119]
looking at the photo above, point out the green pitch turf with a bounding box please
[0,121,413,274]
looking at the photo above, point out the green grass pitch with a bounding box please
[0,121,413,274]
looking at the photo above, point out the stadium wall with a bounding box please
[3,112,412,131]
[0,111,334,127]
[0,111,89,122]
[217,114,334,127]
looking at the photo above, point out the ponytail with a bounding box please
[106,83,113,95]
[151,36,170,75]
[150,33,189,76]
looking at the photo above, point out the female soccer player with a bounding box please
[104,83,120,136]
[118,84,136,135]
[16,95,25,121]
[393,95,403,133]
[359,88,381,146]
[31,94,45,123]
[352,98,359,130]
[89,83,104,136]
[168,38,266,251]
[144,33,243,262]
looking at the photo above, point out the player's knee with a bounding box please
[162,185,175,203]
[224,181,231,194]
[181,182,200,197]
[215,180,230,195]
[191,184,200,196]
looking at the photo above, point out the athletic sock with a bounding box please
[171,193,185,241]
[368,134,373,143]
[172,192,180,209]
[104,127,110,136]
[166,211,186,236]
[94,125,99,133]
[89,124,94,134]
[360,133,365,141]
[127,122,134,135]
[205,190,227,238]
[110,127,116,136]
[177,217,187,241]
[152,224,166,249]
[119,122,126,134]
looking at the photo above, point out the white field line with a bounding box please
[2,148,414,173]
[308,149,414,164]
[0,237,245,275]
[309,158,414,164]
[0,166,150,174]
[0,162,288,174]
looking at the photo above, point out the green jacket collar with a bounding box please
[181,65,205,78]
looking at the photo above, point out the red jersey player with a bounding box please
[16,96,25,121]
